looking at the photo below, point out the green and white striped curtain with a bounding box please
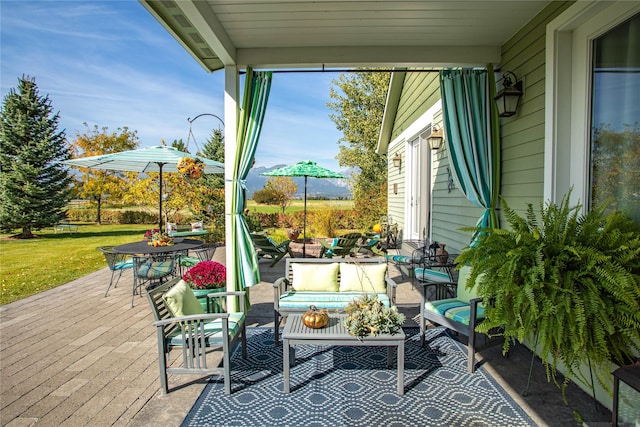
[439,66,501,241]
[231,67,272,293]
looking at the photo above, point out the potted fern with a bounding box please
[456,193,640,396]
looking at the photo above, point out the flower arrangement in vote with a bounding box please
[143,229,160,240]
[182,261,226,290]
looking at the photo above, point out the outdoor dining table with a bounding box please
[113,238,204,255]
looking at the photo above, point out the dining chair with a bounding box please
[177,244,219,274]
[131,253,177,307]
[97,246,134,297]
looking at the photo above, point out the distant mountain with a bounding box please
[247,165,353,199]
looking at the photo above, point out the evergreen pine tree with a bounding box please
[0,76,73,238]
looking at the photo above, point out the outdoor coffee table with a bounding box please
[282,314,405,395]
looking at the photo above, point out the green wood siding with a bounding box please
[498,1,574,217]
[429,110,483,253]
[387,140,405,231]
[391,72,440,141]
[391,81,487,253]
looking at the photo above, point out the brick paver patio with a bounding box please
[1,248,610,426]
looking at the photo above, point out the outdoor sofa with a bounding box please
[273,257,397,345]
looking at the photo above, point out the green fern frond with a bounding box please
[460,189,640,396]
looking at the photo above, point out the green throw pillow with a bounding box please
[291,263,339,292]
[339,263,387,293]
[163,280,205,317]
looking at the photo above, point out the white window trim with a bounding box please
[545,1,640,209]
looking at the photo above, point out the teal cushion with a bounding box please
[414,268,450,283]
[386,254,420,263]
[425,298,485,326]
[166,312,245,346]
[163,280,205,317]
[279,291,390,310]
[324,238,339,257]
[137,261,174,279]
[114,259,133,270]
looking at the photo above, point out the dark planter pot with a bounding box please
[191,287,225,312]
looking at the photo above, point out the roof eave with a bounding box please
[376,69,406,155]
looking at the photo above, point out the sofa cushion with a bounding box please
[279,291,390,310]
[163,280,205,317]
[339,263,387,293]
[291,263,339,292]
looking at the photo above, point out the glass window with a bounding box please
[589,13,640,222]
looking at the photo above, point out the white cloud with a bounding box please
[1,1,344,171]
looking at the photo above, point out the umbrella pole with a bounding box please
[303,175,307,257]
[158,163,163,233]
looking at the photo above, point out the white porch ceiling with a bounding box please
[139,0,552,71]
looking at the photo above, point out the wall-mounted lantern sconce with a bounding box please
[494,71,523,117]
[428,126,444,150]
[392,152,402,169]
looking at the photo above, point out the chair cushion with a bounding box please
[291,263,339,292]
[386,254,422,263]
[178,255,200,267]
[455,265,479,303]
[191,221,204,231]
[324,238,339,257]
[114,259,134,270]
[137,261,174,279]
[166,312,245,346]
[414,268,450,283]
[163,280,205,317]
[425,298,485,326]
[279,292,390,310]
[339,263,387,293]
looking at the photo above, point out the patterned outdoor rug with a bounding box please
[182,327,533,427]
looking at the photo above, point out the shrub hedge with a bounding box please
[67,208,157,224]
[67,207,360,238]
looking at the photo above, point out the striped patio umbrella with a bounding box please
[262,160,346,257]
[63,146,224,232]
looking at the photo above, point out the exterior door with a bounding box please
[405,130,431,242]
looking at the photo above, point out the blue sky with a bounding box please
[0,1,344,171]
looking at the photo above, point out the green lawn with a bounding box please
[245,199,353,214]
[0,200,355,305]
[0,224,150,305]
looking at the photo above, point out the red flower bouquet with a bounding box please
[182,261,226,290]
[144,229,160,240]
